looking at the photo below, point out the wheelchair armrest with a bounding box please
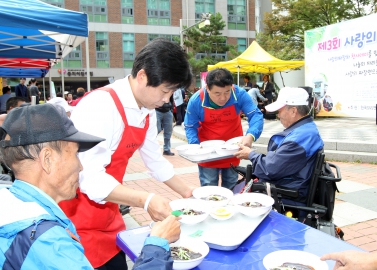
[230,165,246,178]
[318,162,342,182]
[283,203,327,215]
[274,185,299,198]
[251,183,299,198]
[251,182,266,192]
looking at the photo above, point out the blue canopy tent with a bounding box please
[0,68,48,78]
[0,0,88,59]
[0,0,89,98]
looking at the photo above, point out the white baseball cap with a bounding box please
[48,97,73,113]
[265,87,309,112]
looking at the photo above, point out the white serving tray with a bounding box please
[179,152,234,163]
[180,208,271,250]
[117,209,270,263]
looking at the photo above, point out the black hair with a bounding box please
[206,68,233,90]
[244,75,250,81]
[30,78,37,83]
[131,38,192,91]
[6,97,25,111]
[56,92,63,97]
[2,86,10,93]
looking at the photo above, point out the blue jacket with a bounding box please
[184,85,264,144]
[0,180,92,269]
[0,93,11,112]
[248,116,324,202]
[0,181,173,270]
[248,87,267,105]
[15,84,28,98]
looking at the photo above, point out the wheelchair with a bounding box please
[231,149,344,239]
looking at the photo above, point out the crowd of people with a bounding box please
[0,38,374,270]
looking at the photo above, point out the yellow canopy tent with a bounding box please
[208,41,304,85]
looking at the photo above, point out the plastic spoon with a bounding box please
[171,210,183,217]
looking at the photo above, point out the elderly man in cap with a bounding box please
[235,87,324,204]
[0,104,181,269]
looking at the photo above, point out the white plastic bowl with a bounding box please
[170,237,210,270]
[215,144,240,156]
[231,193,274,217]
[175,144,201,155]
[225,136,244,145]
[209,206,236,221]
[169,199,210,225]
[200,140,225,151]
[192,186,234,208]
[184,148,213,161]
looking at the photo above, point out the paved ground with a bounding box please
[266,117,377,143]
[123,117,377,257]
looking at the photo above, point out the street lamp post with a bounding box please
[180,13,211,48]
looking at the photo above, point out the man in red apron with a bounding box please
[59,38,194,269]
[184,68,264,189]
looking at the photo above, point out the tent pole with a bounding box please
[279,71,285,87]
[237,67,240,86]
[49,69,52,100]
[86,37,91,92]
[42,76,46,103]
[61,58,65,95]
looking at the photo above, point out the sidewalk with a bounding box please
[123,118,377,254]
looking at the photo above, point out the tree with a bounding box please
[347,0,377,17]
[257,0,376,60]
[181,12,239,77]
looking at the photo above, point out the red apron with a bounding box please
[59,87,149,268]
[198,88,243,168]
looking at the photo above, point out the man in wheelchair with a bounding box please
[234,87,324,218]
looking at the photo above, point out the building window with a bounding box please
[96,32,109,68]
[40,0,65,8]
[195,53,226,60]
[147,0,171,25]
[65,45,82,68]
[121,0,134,24]
[53,45,82,68]
[80,0,107,23]
[237,38,246,52]
[195,0,215,21]
[228,0,246,30]
[123,33,134,68]
[148,34,179,43]
[195,41,227,60]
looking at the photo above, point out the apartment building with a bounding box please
[41,0,272,92]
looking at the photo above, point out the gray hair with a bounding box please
[0,141,67,171]
[286,105,310,116]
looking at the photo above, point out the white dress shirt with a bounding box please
[71,76,175,203]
